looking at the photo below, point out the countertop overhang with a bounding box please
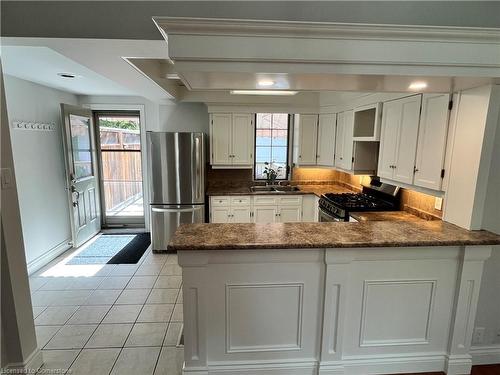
[167,220,500,251]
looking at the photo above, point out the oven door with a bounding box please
[319,207,344,222]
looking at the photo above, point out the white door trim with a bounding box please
[83,103,149,230]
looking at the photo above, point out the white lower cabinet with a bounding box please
[210,195,304,223]
[254,205,279,223]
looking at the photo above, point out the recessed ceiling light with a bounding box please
[230,90,298,96]
[408,81,428,90]
[258,79,275,87]
[57,72,77,79]
[166,73,181,80]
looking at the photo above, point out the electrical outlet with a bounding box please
[472,327,485,345]
[434,197,443,211]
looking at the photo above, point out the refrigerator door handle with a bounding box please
[152,206,203,213]
[195,135,203,202]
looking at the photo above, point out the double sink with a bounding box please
[249,185,301,193]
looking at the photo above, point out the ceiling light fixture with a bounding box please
[57,72,76,79]
[257,79,275,87]
[408,81,428,90]
[166,73,181,80]
[230,90,298,96]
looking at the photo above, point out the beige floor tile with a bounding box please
[29,277,49,292]
[30,290,60,307]
[146,289,178,304]
[154,276,182,289]
[33,306,47,319]
[92,264,117,277]
[154,347,184,375]
[126,276,157,289]
[40,349,79,372]
[85,323,133,348]
[50,290,93,306]
[45,324,97,349]
[97,276,131,290]
[137,304,174,323]
[102,304,142,324]
[35,306,79,326]
[84,289,121,305]
[115,289,150,305]
[69,277,105,290]
[67,305,111,324]
[39,277,74,291]
[108,264,139,276]
[110,347,161,375]
[160,264,182,276]
[171,304,183,322]
[165,254,179,264]
[163,322,183,347]
[142,253,168,265]
[135,263,163,276]
[35,325,62,348]
[125,322,167,347]
[68,348,120,375]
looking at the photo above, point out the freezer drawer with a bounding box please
[151,204,205,251]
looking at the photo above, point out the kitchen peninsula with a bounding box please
[169,221,500,375]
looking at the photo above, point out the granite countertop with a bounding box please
[206,184,353,197]
[350,211,427,222]
[168,221,500,251]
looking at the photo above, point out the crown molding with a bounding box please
[154,17,500,44]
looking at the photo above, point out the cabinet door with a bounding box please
[232,113,254,166]
[317,114,336,166]
[211,113,232,165]
[253,205,278,223]
[230,206,252,223]
[342,110,354,171]
[279,206,302,223]
[393,95,422,184]
[211,207,230,223]
[414,94,450,191]
[335,112,345,168]
[297,114,318,165]
[378,100,401,179]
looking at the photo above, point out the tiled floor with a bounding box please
[29,244,183,375]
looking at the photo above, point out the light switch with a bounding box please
[1,168,14,190]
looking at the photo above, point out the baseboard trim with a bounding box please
[185,361,317,375]
[6,348,43,371]
[471,344,500,365]
[27,238,72,275]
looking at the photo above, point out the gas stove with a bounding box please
[318,177,400,222]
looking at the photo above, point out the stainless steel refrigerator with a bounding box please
[147,132,206,251]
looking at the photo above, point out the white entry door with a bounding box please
[61,104,101,247]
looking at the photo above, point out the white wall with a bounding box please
[159,102,208,133]
[474,101,500,346]
[3,75,76,271]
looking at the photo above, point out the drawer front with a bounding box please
[211,196,230,207]
[230,196,251,206]
[253,196,278,206]
[279,195,303,206]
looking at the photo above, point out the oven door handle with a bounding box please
[319,207,343,222]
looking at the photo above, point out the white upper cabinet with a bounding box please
[378,93,451,191]
[353,103,382,141]
[317,114,337,167]
[378,95,422,184]
[293,114,319,165]
[231,113,254,166]
[413,94,451,191]
[210,113,254,167]
[335,110,355,171]
[210,113,232,165]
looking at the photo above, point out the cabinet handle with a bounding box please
[414,167,419,173]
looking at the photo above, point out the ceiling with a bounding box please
[1,46,135,96]
[2,1,500,40]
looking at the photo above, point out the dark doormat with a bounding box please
[107,232,151,264]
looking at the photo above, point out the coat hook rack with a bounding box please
[11,120,57,132]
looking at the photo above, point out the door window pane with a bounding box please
[69,114,93,179]
[254,113,290,180]
[97,114,143,219]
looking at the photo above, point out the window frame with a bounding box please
[253,113,291,181]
